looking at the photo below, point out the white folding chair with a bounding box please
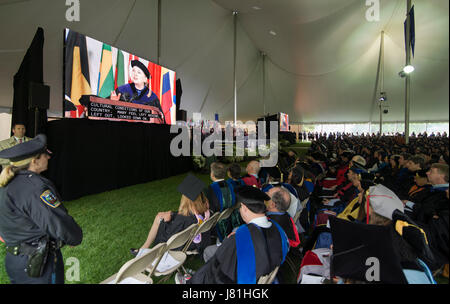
[216,207,236,223]
[152,223,198,281]
[300,198,309,208]
[100,242,166,284]
[257,266,280,284]
[183,211,221,255]
[293,209,302,223]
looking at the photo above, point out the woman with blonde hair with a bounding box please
[0,134,82,284]
[131,174,211,257]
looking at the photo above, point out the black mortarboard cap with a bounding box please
[341,150,354,159]
[0,134,47,162]
[311,152,325,161]
[131,60,150,79]
[177,173,206,201]
[359,172,375,182]
[236,185,270,208]
[415,169,428,178]
[265,166,281,179]
[330,217,408,284]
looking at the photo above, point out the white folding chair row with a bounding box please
[153,223,199,279]
[101,223,198,284]
[100,242,166,284]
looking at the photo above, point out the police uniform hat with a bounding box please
[236,185,270,209]
[131,60,150,79]
[0,134,48,166]
[177,173,206,201]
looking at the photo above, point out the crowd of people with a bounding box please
[134,132,449,284]
[298,130,448,142]
[1,123,447,284]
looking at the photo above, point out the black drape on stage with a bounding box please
[12,27,47,136]
[44,119,192,201]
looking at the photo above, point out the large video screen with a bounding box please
[64,28,176,125]
[279,112,289,132]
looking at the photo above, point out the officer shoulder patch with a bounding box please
[40,190,61,208]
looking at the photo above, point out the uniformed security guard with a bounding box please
[0,134,83,284]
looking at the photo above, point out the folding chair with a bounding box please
[257,266,280,284]
[216,207,236,223]
[183,211,221,255]
[152,223,198,282]
[100,242,166,284]
[293,209,302,224]
[300,198,309,208]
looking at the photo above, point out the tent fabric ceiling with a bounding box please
[0,0,448,124]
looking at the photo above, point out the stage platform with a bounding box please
[45,118,192,201]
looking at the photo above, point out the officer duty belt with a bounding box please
[6,243,38,256]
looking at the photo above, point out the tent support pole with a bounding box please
[233,11,238,126]
[379,31,384,135]
[157,0,161,65]
[404,0,412,144]
[371,31,383,134]
[262,52,266,117]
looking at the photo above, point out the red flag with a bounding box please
[148,62,161,99]
[161,71,172,125]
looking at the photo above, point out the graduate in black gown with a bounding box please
[186,186,289,284]
[265,187,300,249]
[131,174,212,257]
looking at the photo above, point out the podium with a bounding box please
[85,96,165,124]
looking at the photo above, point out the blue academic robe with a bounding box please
[115,83,162,111]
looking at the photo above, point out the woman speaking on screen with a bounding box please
[110,60,164,115]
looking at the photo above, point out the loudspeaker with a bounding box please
[176,79,182,112]
[28,82,50,110]
[177,110,187,122]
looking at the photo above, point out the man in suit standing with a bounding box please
[0,123,32,169]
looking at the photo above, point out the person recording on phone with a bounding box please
[110,60,165,122]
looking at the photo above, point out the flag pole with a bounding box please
[404,0,412,144]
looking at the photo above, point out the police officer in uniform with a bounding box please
[0,134,83,284]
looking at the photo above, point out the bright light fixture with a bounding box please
[403,65,415,74]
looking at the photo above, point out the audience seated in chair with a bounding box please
[242,160,262,188]
[206,162,243,242]
[179,186,289,284]
[131,174,212,258]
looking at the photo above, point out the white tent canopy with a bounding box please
[0,0,448,124]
